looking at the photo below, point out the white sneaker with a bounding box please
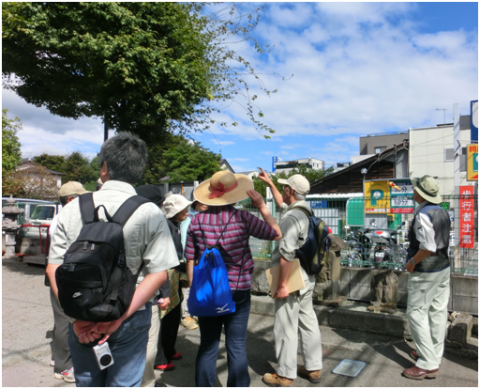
[50,360,55,367]
[54,367,75,383]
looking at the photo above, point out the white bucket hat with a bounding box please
[277,174,310,195]
[162,194,193,219]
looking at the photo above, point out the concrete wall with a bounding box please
[252,260,478,315]
[409,124,471,196]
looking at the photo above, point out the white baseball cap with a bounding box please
[277,175,310,195]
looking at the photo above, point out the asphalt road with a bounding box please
[2,258,478,387]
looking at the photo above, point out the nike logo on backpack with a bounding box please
[72,292,83,298]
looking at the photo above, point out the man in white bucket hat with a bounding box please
[402,175,451,381]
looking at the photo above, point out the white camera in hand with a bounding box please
[93,342,114,370]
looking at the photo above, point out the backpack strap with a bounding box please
[112,195,150,227]
[109,195,150,304]
[291,204,313,219]
[79,193,96,224]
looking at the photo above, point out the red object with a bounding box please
[170,352,182,360]
[21,223,51,254]
[208,181,238,199]
[375,231,383,235]
[155,363,175,371]
[328,227,332,234]
[459,186,475,249]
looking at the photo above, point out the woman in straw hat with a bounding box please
[185,171,282,387]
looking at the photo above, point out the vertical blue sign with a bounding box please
[471,100,478,142]
[272,157,278,172]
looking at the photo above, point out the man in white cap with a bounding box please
[258,170,323,387]
[47,181,89,383]
[402,175,451,380]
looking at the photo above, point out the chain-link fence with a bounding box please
[240,193,478,277]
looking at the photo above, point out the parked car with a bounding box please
[2,197,54,225]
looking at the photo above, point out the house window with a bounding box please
[374,146,386,154]
[445,147,467,171]
[444,148,454,162]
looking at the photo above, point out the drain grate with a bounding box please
[332,359,366,378]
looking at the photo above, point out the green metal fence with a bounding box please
[241,193,478,277]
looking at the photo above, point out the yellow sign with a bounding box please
[467,144,478,181]
[365,180,389,213]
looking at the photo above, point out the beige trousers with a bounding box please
[407,267,450,371]
[141,304,161,387]
[274,280,323,379]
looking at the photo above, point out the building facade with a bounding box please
[409,118,471,196]
[273,157,324,173]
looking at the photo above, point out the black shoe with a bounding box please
[155,382,167,387]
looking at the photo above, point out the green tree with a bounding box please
[163,138,221,183]
[83,156,101,191]
[2,109,23,197]
[63,151,96,184]
[2,109,22,172]
[33,154,66,173]
[3,3,278,142]
[140,132,184,185]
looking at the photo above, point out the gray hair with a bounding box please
[294,192,306,201]
[59,194,78,206]
[98,132,147,184]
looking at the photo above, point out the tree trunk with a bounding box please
[104,116,109,142]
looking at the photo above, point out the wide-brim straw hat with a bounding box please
[194,171,253,206]
[411,175,442,204]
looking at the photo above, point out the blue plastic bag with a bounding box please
[187,247,236,317]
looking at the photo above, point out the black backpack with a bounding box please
[292,205,331,275]
[55,193,149,322]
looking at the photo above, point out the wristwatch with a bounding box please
[410,258,416,266]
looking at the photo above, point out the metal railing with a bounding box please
[240,193,478,277]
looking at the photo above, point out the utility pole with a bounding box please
[453,103,461,268]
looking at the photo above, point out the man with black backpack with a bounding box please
[258,169,323,387]
[47,132,178,387]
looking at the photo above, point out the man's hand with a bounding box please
[405,260,415,273]
[158,297,170,310]
[247,189,266,210]
[91,318,124,345]
[273,285,289,299]
[257,168,274,186]
[73,320,102,344]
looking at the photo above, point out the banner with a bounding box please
[459,186,475,249]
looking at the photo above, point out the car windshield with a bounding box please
[31,206,55,221]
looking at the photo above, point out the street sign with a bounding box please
[365,181,389,213]
[467,144,478,181]
[390,179,414,214]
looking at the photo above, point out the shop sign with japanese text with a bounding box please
[459,186,475,248]
[390,179,414,214]
[467,144,478,181]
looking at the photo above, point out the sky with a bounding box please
[2,2,478,175]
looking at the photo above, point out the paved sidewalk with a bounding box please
[2,259,478,387]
